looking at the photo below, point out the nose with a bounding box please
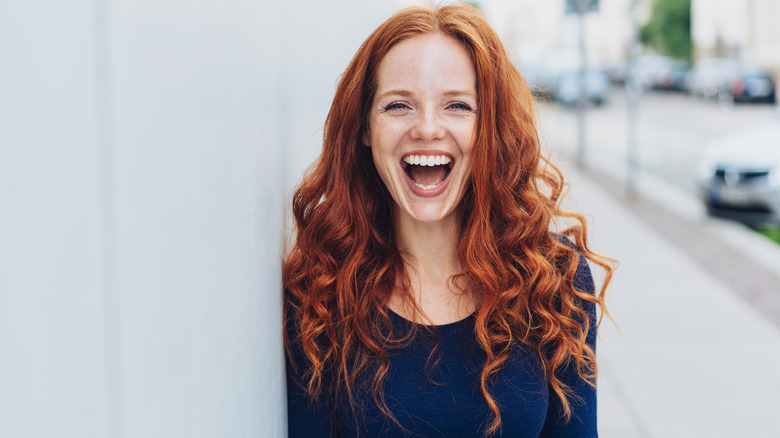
[411,107,445,142]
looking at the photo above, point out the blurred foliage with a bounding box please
[640,0,692,62]
[758,226,780,245]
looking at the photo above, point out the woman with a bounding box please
[284,3,615,437]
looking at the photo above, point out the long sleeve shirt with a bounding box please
[286,251,598,437]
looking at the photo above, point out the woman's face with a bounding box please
[364,33,476,225]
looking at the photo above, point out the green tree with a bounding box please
[640,0,692,62]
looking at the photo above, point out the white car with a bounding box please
[698,120,780,227]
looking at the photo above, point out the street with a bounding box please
[538,88,778,194]
[536,87,780,328]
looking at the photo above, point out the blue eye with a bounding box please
[384,102,409,111]
[448,102,472,111]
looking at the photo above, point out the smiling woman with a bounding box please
[283,3,616,437]
[365,32,475,226]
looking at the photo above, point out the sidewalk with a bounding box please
[563,165,780,437]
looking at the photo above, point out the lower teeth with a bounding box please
[413,179,445,190]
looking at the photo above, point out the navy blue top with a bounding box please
[286,254,597,437]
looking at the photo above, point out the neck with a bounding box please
[391,208,475,324]
[395,212,460,279]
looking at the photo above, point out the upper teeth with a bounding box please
[403,155,452,166]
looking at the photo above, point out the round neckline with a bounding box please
[386,306,476,329]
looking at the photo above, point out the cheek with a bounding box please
[459,159,474,183]
[371,125,406,161]
[459,138,475,161]
[457,139,475,179]
[457,121,477,154]
[370,147,395,185]
[379,123,405,145]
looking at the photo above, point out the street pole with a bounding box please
[626,0,640,200]
[576,0,588,169]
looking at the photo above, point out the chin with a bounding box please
[395,185,466,225]
[403,204,457,224]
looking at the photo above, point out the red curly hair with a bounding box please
[284,3,615,434]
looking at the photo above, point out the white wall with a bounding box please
[0,1,110,436]
[0,0,399,437]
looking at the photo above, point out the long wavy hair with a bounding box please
[284,3,615,435]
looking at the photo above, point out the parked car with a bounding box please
[698,121,780,227]
[652,59,690,92]
[717,66,776,104]
[553,69,610,107]
[604,61,627,85]
[686,58,740,99]
[633,54,689,91]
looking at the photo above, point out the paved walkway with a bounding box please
[562,165,780,437]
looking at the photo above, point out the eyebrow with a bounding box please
[376,89,477,100]
[443,90,477,99]
[376,89,412,100]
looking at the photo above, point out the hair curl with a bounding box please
[284,3,616,435]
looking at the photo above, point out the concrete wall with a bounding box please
[0,0,398,437]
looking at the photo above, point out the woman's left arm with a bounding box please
[539,250,599,438]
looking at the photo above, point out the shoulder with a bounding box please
[549,233,597,344]
[551,233,594,295]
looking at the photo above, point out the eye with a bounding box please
[448,102,473,111]
[384,102,410,111]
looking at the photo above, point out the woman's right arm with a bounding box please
[286,361,333,437]
[285,308,334,437]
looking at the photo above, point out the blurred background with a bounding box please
[1,0,778,437]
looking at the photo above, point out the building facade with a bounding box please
[479,0,653,70]
[693,0,780,74]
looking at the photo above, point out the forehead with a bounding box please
[375,33,476,93]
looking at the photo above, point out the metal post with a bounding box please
[626,0,640,199]
[576,0,588,169]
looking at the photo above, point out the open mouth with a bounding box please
[402,154,453,190]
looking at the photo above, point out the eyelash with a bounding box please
[383,102,473,111]
[448,102,472,111]
[384,102,409,111]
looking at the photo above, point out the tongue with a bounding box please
[408,165,447,186]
